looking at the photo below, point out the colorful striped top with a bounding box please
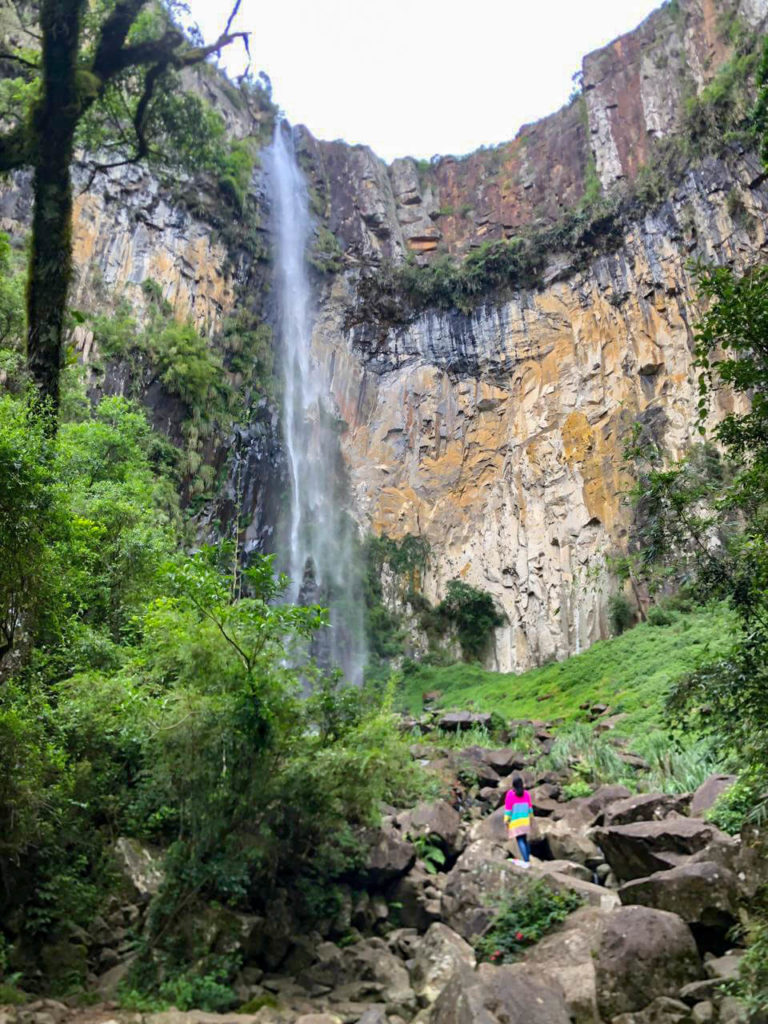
[504,789,533,836]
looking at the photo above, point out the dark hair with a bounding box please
[512,775,524,796]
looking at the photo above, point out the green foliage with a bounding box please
[561,779,593,800]
[216,138,257,214]
[476,880,583,964]
[707,772,767,834]
[410,834,447,874]
[436,580,504,661]
[732,888,768,1015]
[398,603,734,737]
[607,593,635,635]
[309,227,344,275]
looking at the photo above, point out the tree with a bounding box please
[0,0,248,419]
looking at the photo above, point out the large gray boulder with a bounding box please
[524,905,611,1024]
[534,816,602,866]
[689,775,737,818]
[429,962,571,1024]
[593,819,731,882]
[396,800,463,857]
[359,821,416,885]
[594,906,703,1018]
[611,996,693,1024]
[409,922,476,1007]
[603,793,692,827]
[618,861,739,936]
[299,937,415,1017]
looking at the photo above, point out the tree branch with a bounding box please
[0,49,40,71]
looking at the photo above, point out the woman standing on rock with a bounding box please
[504,776,533,866]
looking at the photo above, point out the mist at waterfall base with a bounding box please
[266,123,367,687]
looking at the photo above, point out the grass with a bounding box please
[398,602,736,738]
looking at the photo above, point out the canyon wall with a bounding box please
[2,0,767,672]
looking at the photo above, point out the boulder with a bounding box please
[359,822,416,885]
[603,793,692,827]
[539,871,620,911]
[389,863,443,932]
[703,952,743,982]
[396,801,463,856]
[409,922,476,1007]
[611,996,693,1024]
[689,775,737,818]
[618,862,739,940]
[594,906,703,1018]
[440,840,522,939]
[437,712,492,732]
[429,962,571,1024]
[481,749,529,775]
[534,816,602,866]
[583,785,633,818]
[525,905,610,1024]
[593,819,732,882]
[114,837,164,900]
[301,938,415,1017]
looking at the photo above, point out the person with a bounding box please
[504,775,533,865]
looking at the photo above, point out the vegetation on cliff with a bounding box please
[0,0,267,416]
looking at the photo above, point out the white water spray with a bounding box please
[267,123,365,685]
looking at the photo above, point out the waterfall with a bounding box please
[266,122,366,685]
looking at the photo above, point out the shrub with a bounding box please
[608,593,635,635]
[437,579,505,661]
[475,879,583,963]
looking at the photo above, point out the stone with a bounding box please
[618,861,739,938]
[525,905,610,1024]
[611,996,693,1024]
[440,840,521,939]
[481,748,528,774]
[594,819,732,882]
[395,800,462,856]
[95,958,135,999]
[294,1017,342,1024]
[114,837,164,899]
[437,712,492,732]
[689,776,737,818]
[678,980,723,1005]
[389,863,444,932]
[717,996,748,1024]
[594,906,703,1018]
[355,1010,388,1024]
[429,962,571,1024]
[602,793,692,827]
[703,953,742,982]
[691,1002,713,1024]
[409,922,476,1007]
[359,823,416,885]
[534,815,602,866]
[540,870,620,910]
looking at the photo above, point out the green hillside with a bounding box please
[398,602,735,736]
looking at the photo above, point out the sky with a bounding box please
[191,0,663,163]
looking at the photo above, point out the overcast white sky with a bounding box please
[192,0,663,163]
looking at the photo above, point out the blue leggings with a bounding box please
[516,835,530,862]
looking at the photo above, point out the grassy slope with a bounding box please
[398,603,736,736]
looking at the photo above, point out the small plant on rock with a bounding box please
[476,879,584,964]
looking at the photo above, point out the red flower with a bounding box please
[515,931,524,940]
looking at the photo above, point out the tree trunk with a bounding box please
[26,0,87,420]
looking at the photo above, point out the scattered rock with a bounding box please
[602,793,692,827]
[594,819,733,882]
[703,952,742,983]
[437,712,492,732]
[618,862,739,944]
[409,922,476,1007]
[611,996,692,1024]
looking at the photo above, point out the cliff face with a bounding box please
[2,0,767,672]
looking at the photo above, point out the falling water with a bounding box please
[266,122,366,685]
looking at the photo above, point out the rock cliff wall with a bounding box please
[3,0,767,673]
